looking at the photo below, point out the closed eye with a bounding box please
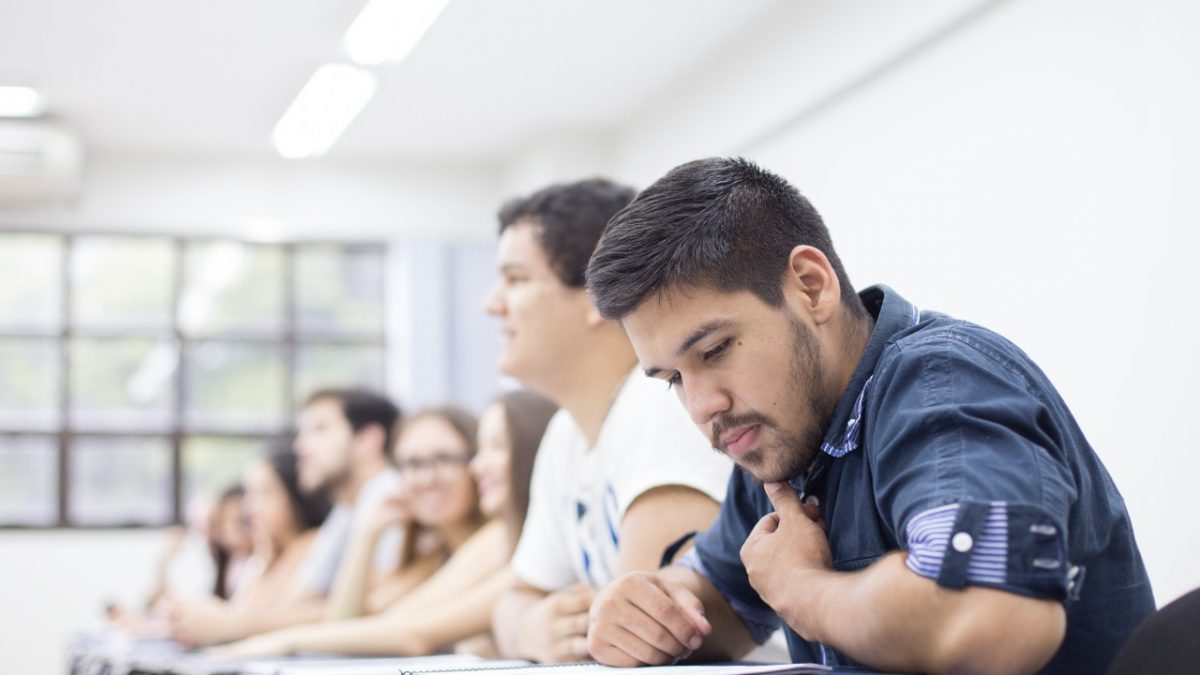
[703,338,731,362]
[666,372,682,390]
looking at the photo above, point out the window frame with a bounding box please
[0,228,388,529]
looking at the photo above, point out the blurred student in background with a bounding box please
[293,389,404,597]
[107,486,253,637]
[166,389,402,645]
[169,445,331,646]
[214,391,556,658]
[325,405,483,619]
[207,485,253,601]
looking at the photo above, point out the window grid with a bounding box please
[0,231,387,529]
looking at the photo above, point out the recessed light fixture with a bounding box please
[0,86,46,118]
[271,63,377,159]
[343,0,452,66]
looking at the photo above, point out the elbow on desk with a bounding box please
[926,598,1066,675]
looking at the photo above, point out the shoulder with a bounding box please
[540,408,582,447]
[875,317,1044,395]
[316,504,351,536]
[530,409,582,474]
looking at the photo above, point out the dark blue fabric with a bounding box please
[690,285,1154,673]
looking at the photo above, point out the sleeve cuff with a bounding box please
[904,500,1070,600]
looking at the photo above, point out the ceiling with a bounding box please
[0,0,787,163]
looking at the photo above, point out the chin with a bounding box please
[737,454,797,484]
[481,495,505,518]
[496,354,525,381]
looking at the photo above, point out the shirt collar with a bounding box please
[815,285,920,460]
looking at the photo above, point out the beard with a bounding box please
[300,459,352,498]
[710,316,840,483]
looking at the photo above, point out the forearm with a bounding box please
[492,586,543,659]
[270,614,418,656]
[379,567,513,655]
[326,526,388,620]
[778,553,1063,675]
[230,595,327,639]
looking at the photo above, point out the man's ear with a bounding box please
[354,424,388,462]
[784,245,841,325]
[585,300,607,328]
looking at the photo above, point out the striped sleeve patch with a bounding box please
[905,501,1008,585]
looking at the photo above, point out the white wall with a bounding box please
[5,153,503,241]
[0,530,165,674]
[611,0,1200,605]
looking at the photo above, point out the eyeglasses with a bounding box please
[397,452,471,477]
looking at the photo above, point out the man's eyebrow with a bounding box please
[676,320,731,357]
[643,320,733,378]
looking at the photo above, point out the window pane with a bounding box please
[0,435,57,525]
[180,241,284,336]
[69,435,171,526]
[71,236,174,329]
[181,436,267,508]
[69,338,176,430]
[0,338,61,430]
[185,342,286,431]
[295,245,384,334]
[295,344,385,402]
[0,233,62,331]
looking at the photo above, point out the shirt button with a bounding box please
[951,532,974,553]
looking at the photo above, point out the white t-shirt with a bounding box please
[295,467,403,595]
[512,369,733,591]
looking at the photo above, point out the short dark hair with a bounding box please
[587,157,864,320]
[498,178,637,288]
[304,388,401,454]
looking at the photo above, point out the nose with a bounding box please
[483,281,505,317]
[682,375,731,427]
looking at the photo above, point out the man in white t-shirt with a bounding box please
[485,179,733,663]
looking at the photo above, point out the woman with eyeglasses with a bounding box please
[213,392,557,658]
[327,405,486,621]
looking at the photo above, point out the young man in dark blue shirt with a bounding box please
[583,157,1153,674]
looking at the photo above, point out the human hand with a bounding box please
[165,595,238,647]
[517,584,597,663]
[587,571,711,667]
[364,490,413,534]
[741,483,830,631]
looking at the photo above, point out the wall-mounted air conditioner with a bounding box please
[0,119,83,206]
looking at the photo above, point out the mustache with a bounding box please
[710,411,776,450]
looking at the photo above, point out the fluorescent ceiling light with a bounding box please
[343,0,451,66]
[0,86,45,117]
[271,63,377,159]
